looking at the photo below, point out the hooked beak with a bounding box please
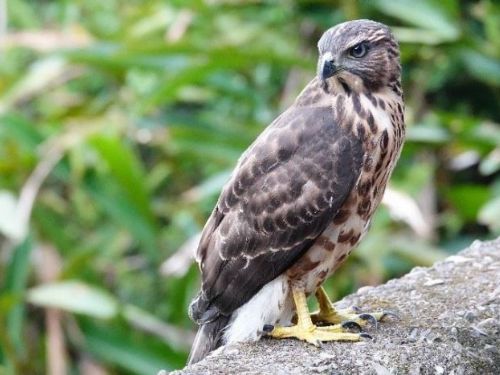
[319,52,338,81]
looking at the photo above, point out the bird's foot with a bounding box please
[311,286,398,330]
[267,323,370,346]
[267,286,396,345]
[311,308,397,330]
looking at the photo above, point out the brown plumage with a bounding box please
[188,19,405,364]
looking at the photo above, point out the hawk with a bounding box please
[188,19,405,364]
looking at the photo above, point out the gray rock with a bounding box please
[169,238,500,375]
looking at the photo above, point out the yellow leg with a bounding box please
[268,286,362,345]
[312,286,342,323]
[311,286,391,329]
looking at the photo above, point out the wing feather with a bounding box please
[192,104,364,318]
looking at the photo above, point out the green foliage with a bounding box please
[0,0,499,373]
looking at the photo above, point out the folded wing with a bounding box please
[192,105,364,319]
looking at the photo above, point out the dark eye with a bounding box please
[349,42,369,58]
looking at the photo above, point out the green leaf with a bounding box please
[84,174,158,259]
[406,124,450,143]
[461,50,500,87]
[183,169,231,202]
[0,113,43,152]
[80,322,182,374]
[479,149,500,176]
[89,135,156,226]
[0,191,25,241]
[392,27,452,45]
[445,185,491,221]
[1,237,33,356]
[27,281,118,319]
[478,196,500,233]
[373,0,460,41]
[122,304,192,350]
[0,57,68,114]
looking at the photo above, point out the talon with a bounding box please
[381,311,399,321]
[359,313,378,329]
[360,332,373,340]
[263,324,274,333]
[268,287,400,345]
[341,320,362,332]
[270,288,363,344]
[351,305,362,313]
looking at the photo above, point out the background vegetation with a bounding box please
[0,0,499,373]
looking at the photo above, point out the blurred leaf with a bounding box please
[27,281,118,319]
[0,113,43,151]
[391,237,448,266]
[478,196,500,233]
[143,47,307,107]
[183,169,231,202]
[373,0,460,41]
[0,191,24,240]
[122,304,193,349]
[80,322,181,374]
[89,135,156,226]
[461,50,500,86]
[479,149,500,175]
[1,237,33,356]
[0,57,68,114]
[85,174,158,259]
[470,121,500,147]
[393,27,453,45]
[445,185,491,221]
[406,124,450,143]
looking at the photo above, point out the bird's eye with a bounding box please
[349,42,369,58]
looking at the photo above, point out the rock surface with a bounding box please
[170,239,500,375]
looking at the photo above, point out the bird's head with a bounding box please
[317,19,401,92]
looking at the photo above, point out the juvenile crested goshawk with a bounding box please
[188,19,405,364]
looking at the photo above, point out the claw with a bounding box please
[351,305,362,313]
[359,313,378,329]
[263,324,274,333]
[341,320,363,332]
[360,332,373,340]
[381,311,399,321]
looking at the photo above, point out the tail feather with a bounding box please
[187,315,230,365]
